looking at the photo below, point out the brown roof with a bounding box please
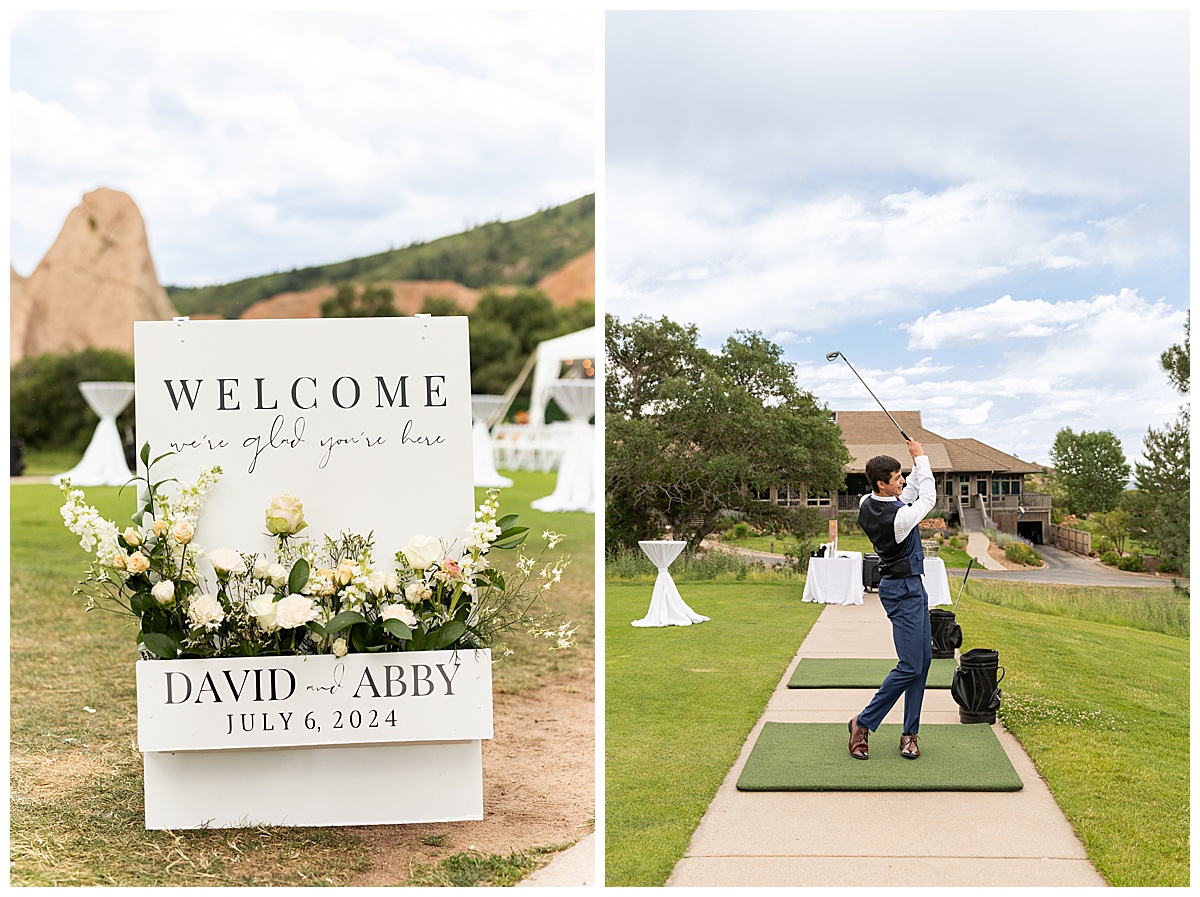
[834,411,1040,475]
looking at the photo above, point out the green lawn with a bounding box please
[604,581,822,886]
[604,575,1188,887]
[11,471,593,886]
[958,588,1188,886]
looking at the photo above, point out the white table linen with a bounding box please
[470,395,513,488]
[631,540,710,627]
[531,380,595,513]
[51,381,135,487]
[802,556,865,605]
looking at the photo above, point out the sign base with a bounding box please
[143,740,483,829]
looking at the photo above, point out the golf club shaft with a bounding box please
[831,353,910,441]
[952,558,974,614]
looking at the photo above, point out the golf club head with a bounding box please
[825,351,842,362]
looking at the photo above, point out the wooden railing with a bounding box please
[1052,524,1091,555]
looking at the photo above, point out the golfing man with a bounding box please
[848,438,936,760]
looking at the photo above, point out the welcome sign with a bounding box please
[133,317,475,560]
[137,650,493,752]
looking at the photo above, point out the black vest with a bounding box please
[859,496,925,579]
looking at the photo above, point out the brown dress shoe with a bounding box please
[900,733,920,759]
[848,716,869,760]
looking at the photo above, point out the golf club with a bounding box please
[952,558,975,615]
[825,350,910,441]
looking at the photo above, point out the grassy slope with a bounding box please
[10,471,593,886]
[167,195,595,320]
[604,581,822,886]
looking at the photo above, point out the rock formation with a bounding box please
[537,248,594,306]
[240,280,484,319]
[11,267,31,363]
[12,188,177,363]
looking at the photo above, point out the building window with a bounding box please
[806,488,831,507]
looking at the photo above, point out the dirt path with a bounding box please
[345,668,595,885]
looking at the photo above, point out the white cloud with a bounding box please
[11,10,595,283]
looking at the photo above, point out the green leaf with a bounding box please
[492,526,529,549]
[410,627,427,651]
[432,620,467,649]
[287,558,310,596]
[324,610,369,635]
[141,632,179,659]
[350,622,375,653]
[140,442,151,467]
[381,617,413,640]
[476,568,505,589]
[495,514,520,530]
[151,450,177,467]
[305,620,327,638]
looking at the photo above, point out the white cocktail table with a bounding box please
[631,540,709,627]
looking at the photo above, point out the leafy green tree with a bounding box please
[11,348,136,452]
[1091,507,1133,557]
[1048,428,1130,516]
[1134,316,1189,573]
[420,295,466,316]
[320,282,398,318]
[606,315,850,551]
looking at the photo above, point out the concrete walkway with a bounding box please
[516,833,595,887]
[965,532,1007,571]
[666,590,1108,887]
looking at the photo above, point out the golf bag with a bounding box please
[951,648,1004,724]
[862,554,882,591]
[929,608,963,659]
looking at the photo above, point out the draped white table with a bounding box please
[631,540,710,627]
[51,381,135,486]
[531,379,595,513]
[923,557,953,607]
[470,395,513,488]
[802,555,865,605]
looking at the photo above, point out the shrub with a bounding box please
[730,522,751,540]
[10,348,136,452]
[1004,541,1042,566]
[1117,554,1144,573]
[1100,550,1121,567]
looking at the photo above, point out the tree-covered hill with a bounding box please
[166,194,594,320]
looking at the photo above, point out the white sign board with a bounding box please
[137,650,493,752]
[133,317,475,559]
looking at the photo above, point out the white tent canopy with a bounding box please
[529,326,596,425]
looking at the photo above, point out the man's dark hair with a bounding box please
[866,454,902,494]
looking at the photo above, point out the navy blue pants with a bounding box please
[857,575,932,736]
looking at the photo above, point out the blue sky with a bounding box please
[605,10,1189,468]
[10,10,595,287]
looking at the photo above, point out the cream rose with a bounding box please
[152,518,169,538]
[252,557,271,580]
[208,547,248,576]
[265,494,307,536]
[151,580,175,605]
[268,563,288,589]
[248,591,280,631]
[366,569,392,596]
[274,593,318,629]
[402,535,441,571]
[332,637,349,658]
[404,579,432,604]
[172,520,195,544]
[126,552,150,575]
[335,560,358,586]
[112,551,129,571]
[123,526,143,547]
[381,603,418,627]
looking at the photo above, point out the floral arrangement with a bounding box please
[60,445,576,660]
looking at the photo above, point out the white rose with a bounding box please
[385,573,399,593]
[123,526,143,547]
[151,580,175,605]
[252,557,271,580]
[208,547,248,575]
[404,580,432,604]
[381,603,418,627]
[268,563,288,589]
[332,637,348,658]
[188,593,225,631]
[402,535,442,571]
[275,593,318,629]
[265,494,307,536]
[248,591,280,631]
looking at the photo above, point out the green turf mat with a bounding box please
[787,657,957,689]
[736,722,1023,792]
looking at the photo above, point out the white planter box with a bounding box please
[136,649,492,829]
